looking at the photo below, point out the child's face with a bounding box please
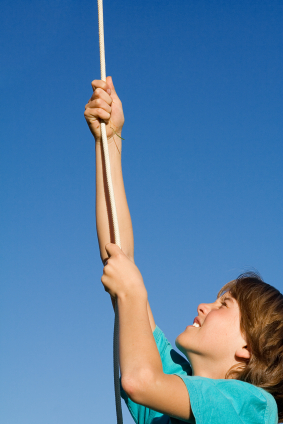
[175,293,250,378]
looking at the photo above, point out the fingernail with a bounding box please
[107,89,111,95]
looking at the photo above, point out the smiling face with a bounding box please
[175,293,250,379]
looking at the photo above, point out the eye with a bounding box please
[220,297,228,307]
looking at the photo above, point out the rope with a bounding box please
[114,301,123,423]
[97,0,121,249]
[97,0,123,423]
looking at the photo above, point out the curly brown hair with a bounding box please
[218,272,283,423]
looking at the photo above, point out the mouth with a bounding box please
[192,317,201,328]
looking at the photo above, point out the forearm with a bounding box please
[96,137,134,263]
[89,78,156,330]
[118,291,162,388]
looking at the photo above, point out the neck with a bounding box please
[188,354,234,379]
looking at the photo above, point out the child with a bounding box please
[84,77,283,423]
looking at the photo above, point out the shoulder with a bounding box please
[178,376,278,424]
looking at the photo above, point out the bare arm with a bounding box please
[84,77,156,331]
[95,137,133,262]
[101,245,193,422]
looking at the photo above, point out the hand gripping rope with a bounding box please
[97,1,123,423]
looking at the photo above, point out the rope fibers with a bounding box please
[97,0,123,423]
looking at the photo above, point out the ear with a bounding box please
[235,344,251,360]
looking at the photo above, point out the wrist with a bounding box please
[117,287,148,305]
[95,134,122,153]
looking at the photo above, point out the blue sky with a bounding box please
[1,0,282,422]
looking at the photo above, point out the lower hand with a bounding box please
[84,76,124,142]
[101,244,147,300]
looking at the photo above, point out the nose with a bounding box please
[197,302,212,317]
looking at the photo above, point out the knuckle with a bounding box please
[91,80,99,87]
[98,108,108,118]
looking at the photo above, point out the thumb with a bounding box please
[106,76,120,101]
[105,242,122,258]
[106,76,116,92]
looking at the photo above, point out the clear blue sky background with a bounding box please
[1,0,282,423]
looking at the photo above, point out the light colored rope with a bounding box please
[97,2,123,424]
[97,0,121,249]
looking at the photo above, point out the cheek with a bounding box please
[201,314,240,348]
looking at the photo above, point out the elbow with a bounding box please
[121,369,155,404]
[121,376,137,400]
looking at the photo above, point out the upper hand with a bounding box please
[101,244,147,300]
[84,76,124,142]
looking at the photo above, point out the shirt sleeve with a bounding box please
[120,326,192,424]
[177,375,278,424]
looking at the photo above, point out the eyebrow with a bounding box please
[221,295,234,304]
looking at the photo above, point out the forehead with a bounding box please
[217,290,231,299]
[217,292,237,306]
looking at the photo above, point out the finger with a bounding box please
[92,87,113,105]
[86,98,112,115]
[101,274,108,287]
[105,243,123,258]
[89,88,112,105]
[101,276,114,297]
[102,262,111,276]
[84,107,111,123]
[91,79,111,94]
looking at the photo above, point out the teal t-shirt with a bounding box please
[121,326,278,424]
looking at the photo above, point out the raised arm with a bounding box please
[84,77,155,329]
[84,77,133,261]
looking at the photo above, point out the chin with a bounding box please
[175,334,185,354]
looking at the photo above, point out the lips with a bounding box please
[193,317,202,327]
